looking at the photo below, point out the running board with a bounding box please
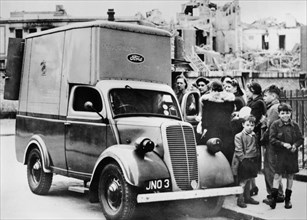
[68,186,89,193]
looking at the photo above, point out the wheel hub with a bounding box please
[107,178,122,210]
[32,159,42,183]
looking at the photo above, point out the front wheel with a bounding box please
[98,163,137,220]
[27,148,53,195]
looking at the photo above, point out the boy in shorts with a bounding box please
[233,115,260,208]
[268,103,304,209]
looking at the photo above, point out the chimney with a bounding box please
[107,9,115,21]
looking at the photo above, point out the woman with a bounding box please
[200,81,235,164]
[245,81,267,197]
[223,78,246,111]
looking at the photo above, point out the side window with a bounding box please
[73,87,102,112]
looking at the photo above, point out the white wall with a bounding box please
[242,27,300,52]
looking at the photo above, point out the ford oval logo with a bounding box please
[127,54,144,63]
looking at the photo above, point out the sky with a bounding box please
[0,0,306,25]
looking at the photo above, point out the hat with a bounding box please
[238,106,251,118]
[247,82,262,95]
[196,77,210,86]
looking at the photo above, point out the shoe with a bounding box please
[269,188,278,209]
[284,189,292,209]
[237,194,247,208]
[263,198,270,205]
[276,195,285,203]
[245,198,260,205]
[238,201,247,208]
[250,186,259,196]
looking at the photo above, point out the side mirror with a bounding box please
[84,101,94,111]
[83,101,108,123]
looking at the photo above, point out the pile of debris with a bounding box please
[194,44,301,73]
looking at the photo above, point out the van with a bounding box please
[4,21,242,220]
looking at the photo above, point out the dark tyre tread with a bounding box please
[98,163,137,220]
[27,148,53,195]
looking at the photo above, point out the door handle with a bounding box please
[64,122,71,126]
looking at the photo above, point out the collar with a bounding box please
[277,119,294,127]
[267,99,280,109]
[242,130,256,137]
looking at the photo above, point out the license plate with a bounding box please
[145,178,171,192]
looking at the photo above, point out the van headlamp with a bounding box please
[135,137,154,155]
[206,138,222,155]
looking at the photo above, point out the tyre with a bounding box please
[98,163,137,220]
[27,148,53,195]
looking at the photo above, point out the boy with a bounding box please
[262,85,285,204]
[233,115,260,208]
[268,103,304,209]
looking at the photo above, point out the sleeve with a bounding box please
[269,121,284,149]
[293,123,304,148]
[250,101,263,124]
[234,134,244,161]
[267,107,279,128]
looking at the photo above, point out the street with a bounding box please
[0,120,231,220]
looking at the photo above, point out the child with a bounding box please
[268,103,304,209]
[233,115,260,208]
[262,85,285,204]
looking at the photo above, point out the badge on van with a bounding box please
[127,54,144,63]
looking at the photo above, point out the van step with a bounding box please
[68,186,89,193]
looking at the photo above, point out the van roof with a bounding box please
[25,20,172,39]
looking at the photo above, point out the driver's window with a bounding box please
[73,87,102,112]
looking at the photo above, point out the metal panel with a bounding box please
[4,38,24,100]
[98,27,171,85]
[27,32,64,115]
[63,28,92,84]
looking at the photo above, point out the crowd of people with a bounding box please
[174,75,304,210]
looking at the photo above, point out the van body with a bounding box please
[5,21,242,220]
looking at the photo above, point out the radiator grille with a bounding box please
[166,125,198,190]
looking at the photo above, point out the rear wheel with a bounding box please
[98,163,137,220]
[27,148,53,195]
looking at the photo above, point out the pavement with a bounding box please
[1,119,306,220]
[220,173,307,220]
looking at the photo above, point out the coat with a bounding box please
[200,91,235,163]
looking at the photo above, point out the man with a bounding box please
[175,75,188,105]
[262,85,285,205]
[175,75,196,113]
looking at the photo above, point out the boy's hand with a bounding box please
[283,143,292,149]
[290,145,296,153]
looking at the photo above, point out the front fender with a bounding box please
[197,145,234,188]
[24,135,52,173]
[91,145,170,187]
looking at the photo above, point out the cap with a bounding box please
[278,102,292,112]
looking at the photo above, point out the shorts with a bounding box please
[275,150,299,174]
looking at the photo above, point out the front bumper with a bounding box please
[137,186,243,203]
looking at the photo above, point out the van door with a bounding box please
[65,86,107,180]
[181,91,201,141]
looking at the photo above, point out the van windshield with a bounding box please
[109,88,181,119]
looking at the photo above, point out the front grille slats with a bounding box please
[166,125,198,190]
